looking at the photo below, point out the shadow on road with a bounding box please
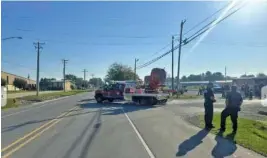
[79,98,95,102]
[2,99,157,133]
[63,108,102,158]
[211,131,237,158]
[176,128,210,157]
[2,103,99,133]
[80,100,158,116]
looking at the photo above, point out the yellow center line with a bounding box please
[1,106,79,153]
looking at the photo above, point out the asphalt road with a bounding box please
[7,91,62,99]
[1,92,266,158]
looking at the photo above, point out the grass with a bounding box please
[2,90,90,109]
[7,90,35,94]
[187,85,201,90]
[169,94,202,100]
[197,113,267,156]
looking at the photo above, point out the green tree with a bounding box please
[205,71,212,81]
[1,78,7,86]
[257,73,266,77]
[13,78,27,89]
[181,76,187,81]
[39,78,56,90]
[65,74,78,82]
[89,78,104,87]
[212,72,224,81]
[105,62,139,81]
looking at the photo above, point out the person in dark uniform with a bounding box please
[220,85,243,132]
[204,82,216,129]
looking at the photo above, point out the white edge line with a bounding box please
[1,96,71,119]
[121,108,156,158]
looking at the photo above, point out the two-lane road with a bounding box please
[2,92,265,158]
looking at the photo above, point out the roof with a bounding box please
[233,77,267,80]
[1,71,36,82]
[50,80,72,83]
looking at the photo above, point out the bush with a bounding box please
[13,78,27,89]
[1,78,7,86]
[70,85,75,90]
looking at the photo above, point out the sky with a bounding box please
[1,1,267,81]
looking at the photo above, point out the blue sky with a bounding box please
[2,1,267,81]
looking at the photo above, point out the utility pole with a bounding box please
[171,36,174,91]
[62,59,68,92]
[134,58,139,81]
[177,20,186,91]
[224,66,226,84]
[82,69,88,81]
[33,41,45,96]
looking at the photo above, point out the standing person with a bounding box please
[204,82,216,129]
[220,85,243,133]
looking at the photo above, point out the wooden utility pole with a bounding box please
[62,59,68,92]
[33,41,45,96]
[177,20,186,91]
[171,36,174,90]
[134,58,139,81]
[225,66,227,83]
[82,69,88,81]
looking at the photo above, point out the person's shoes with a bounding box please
[210,125,215,128]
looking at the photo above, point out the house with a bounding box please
[47,80,73,91]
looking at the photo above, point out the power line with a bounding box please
[185,1,248,44]
[137,1,247,69]
[184,1,232,35]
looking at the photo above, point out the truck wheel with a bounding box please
[95,95,103,103]
[151,97,157,105]
[108,99,114,102]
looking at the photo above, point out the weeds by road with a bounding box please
[2,90,90,109]
[7,90,35,94]
[187,113,267,157]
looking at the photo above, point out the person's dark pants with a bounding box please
[220,107,239,131]
[204,104,214,127]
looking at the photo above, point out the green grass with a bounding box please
[187,85,202,90]
[197,113,267,156]
[2,98,20,109]
[2,90,90,109]
[7,90,35,94]
[169,94,202,100]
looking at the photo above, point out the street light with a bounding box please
[2,36,23,41]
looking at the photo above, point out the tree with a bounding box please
[39,78,56,90]
[212,72,224,81]
[240,74,255,78]
[181,76,187,81]
[105,62,139,81]
[13,78,27,89]
[205,71,212,81]
[65,74,78,82]
[89,78,104,87]
[257,73,266,77]
[1,78,7,86]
